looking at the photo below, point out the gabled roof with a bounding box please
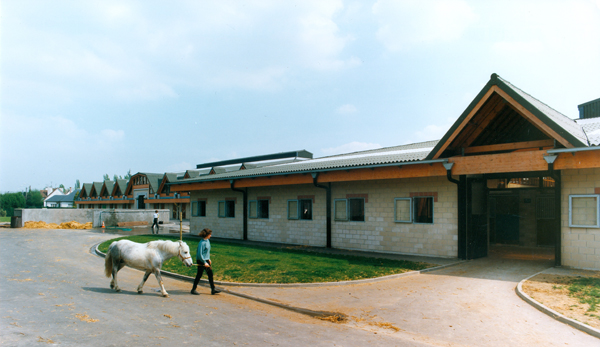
[100,180,115,197]
[89,182,104,197]
[426,73,589,160]
[111,179,128,197]
[124,172,164,195]
[157,172,183,194]
[46,190,78,202]
[80,183,92,198]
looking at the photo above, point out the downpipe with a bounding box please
[311,173,332,248]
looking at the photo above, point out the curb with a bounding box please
[516,270,600,339]
[92,242,345,320]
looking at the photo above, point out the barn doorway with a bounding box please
[462,173,559,263]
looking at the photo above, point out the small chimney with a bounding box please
[578,98,600,119]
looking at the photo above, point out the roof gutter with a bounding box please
[546,146,600,154]
[169,158,449,186]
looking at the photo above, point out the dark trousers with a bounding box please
[192,260,215,290]
[151,218,159,233]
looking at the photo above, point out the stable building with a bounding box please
[169,74,600,271]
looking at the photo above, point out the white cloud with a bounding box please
[336,104,358,114]
[320,141,382,156]
[372,0,477,51]
[413,117,455,142]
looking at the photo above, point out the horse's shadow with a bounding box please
[82,287,195,297]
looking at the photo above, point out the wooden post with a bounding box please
[179,209,182,241]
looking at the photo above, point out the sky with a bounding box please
[1,0,599,193]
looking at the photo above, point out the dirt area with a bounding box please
[23,221,92,229]
[522,271,600,330]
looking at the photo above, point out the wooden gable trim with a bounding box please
[492,87,573,149]
[448,150,548,175]
[462,139,554,155]
[432,87,497,159]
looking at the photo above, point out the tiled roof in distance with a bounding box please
[576,117,600,146]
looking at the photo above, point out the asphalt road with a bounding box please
[1,228,431,346]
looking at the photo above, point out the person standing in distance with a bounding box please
[191,228,220,295]
[151,210,159,234]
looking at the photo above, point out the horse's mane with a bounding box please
[147,240,180,254]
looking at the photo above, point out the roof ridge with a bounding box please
[318,140,438,160]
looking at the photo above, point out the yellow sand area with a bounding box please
[24,221,93,229]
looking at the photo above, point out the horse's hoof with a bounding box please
[115,288,121,292]
[110,284,115,289]
[137,290,143,294]
[162,293,169,297]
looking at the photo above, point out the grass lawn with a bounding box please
[98,235,435,284]
[0,217,10,223]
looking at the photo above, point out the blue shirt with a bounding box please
[196,239,211,263]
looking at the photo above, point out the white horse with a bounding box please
[104,239,193,297]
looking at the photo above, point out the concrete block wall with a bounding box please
[247,185,327,247]
[561,168,600,270]
[188,176,458,258]
[331,176,458,257]
[189,190,244,239]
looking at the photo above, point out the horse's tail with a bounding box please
[104,241,117,277]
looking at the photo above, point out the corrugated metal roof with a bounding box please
[497,76,589,146]
[576,117,600,146]
[175,140,438,184]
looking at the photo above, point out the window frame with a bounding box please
[192,200,206,217]
[248,200,258,219]
[257,199,269,219]
[287,200,299,220]
[413,196,434,224]
[334,199,348,221]
[394,198,412,223]
[334,198,365,222]
[287,199,312,220]
[569,194,600,228]
[218,200,235,218]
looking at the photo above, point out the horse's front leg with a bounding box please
[153,269,168,297]
[137,271,152,294]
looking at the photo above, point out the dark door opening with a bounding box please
[462,173,558,261]
[137,195,145,209]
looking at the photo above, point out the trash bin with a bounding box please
[11,216,22,228]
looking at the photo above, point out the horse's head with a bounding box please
[177,241,194,267]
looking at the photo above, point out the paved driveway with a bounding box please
[230,247,598,346]
[1,228,422,346]
[1,228,597,346]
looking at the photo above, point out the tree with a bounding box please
[113,174,122,181]
[75,179,81,189]
[124,170,132,180]
[72,190,80,207]
[25,189,43,208]
[59,184,65,193]
[103,174,110,181]
[0,192,26,216]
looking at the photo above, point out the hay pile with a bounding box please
[24,221,93,229]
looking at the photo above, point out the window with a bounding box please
[334,198,365,221]
[288,200,298,219]
[249,201,257,218]
[569,195,599,228]
[288,199,312,220]
[394,198,411,223]
[413,197,433,224]
[334,199,347,221]
[218,200,235,218]
[192,200,206,217]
